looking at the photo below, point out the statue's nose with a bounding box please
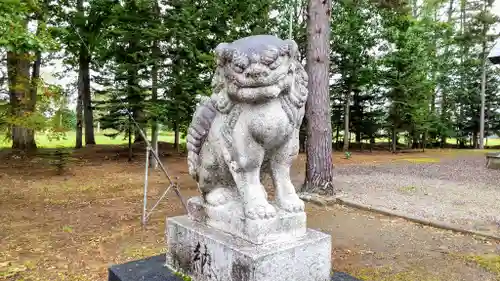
[245,65,269,78]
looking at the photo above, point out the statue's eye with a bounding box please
[268,56,283,70]
[261,48,278,65]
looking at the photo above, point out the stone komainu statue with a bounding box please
[186,35,308,220]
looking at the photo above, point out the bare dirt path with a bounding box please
[0,147,499,280]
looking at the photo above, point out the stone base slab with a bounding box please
[187,196,307,245]
[108,255,360,281]
[165,215,332,281]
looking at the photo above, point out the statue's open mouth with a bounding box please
[233,72,288,89]
[233,72,290,102]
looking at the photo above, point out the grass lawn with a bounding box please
[368,137,500,146]
[0,131,187,149]
[2,131,499,150]
[446,137,500,146]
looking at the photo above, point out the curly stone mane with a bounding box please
[186,44,308,180]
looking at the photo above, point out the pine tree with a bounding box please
[302,0,335,195]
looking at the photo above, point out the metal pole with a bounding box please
[145,184,173,221]
[142,147,150,226]
[173,184,188,211]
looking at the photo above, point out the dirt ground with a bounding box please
[0,146,499,281]
[326,154,500,238]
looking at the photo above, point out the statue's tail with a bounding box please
[187,96,217,180]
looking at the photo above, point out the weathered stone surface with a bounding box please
[486,152,500,169]
[185,34,309,222]
[108,255,360,281]
[187,196,306,245]
[165,216,331,281]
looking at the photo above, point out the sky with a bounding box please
[493,2,500,34]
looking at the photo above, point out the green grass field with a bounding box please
[1,130,499,149]
[0,131,187,149]
[369,137,500,146]
[446,137,500,146]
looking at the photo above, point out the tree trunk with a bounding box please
[353,89,362,143]
[76,69,83,149]
[127,64,145,144]
[7,16,39,152]
[26,47,41,146]
[81,50,95,145]
[76,0,95,146]
[441,137,446,148]
[411,0,418,17]
[150,123,159,164]
[429,8,438,118]
[128,113,133,162]
[459,0,467,146]
[174,122,180,152]
[412,136,418,149]
[478,0,488,150]
[472,132,478,149]
[7,51,37,151]
[302,0,335,195]
[343,84,351,152]
[335,124,340,149]
[123,12,145,145]
[134,110,146,143]
[299,120,307,153]
[411,127,418,149]
[355,132,361,143]
[440,0,454,148]
[422,131,427,152]
[391,128,397,153]
[150,1,161,168]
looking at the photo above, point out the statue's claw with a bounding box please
[277,194,304,213]
[245,200,276,220]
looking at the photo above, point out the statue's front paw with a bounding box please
[277,194,304,213]
[244,200,276,220]
[206,187,233,206]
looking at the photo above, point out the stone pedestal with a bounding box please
[165,215,332,281]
